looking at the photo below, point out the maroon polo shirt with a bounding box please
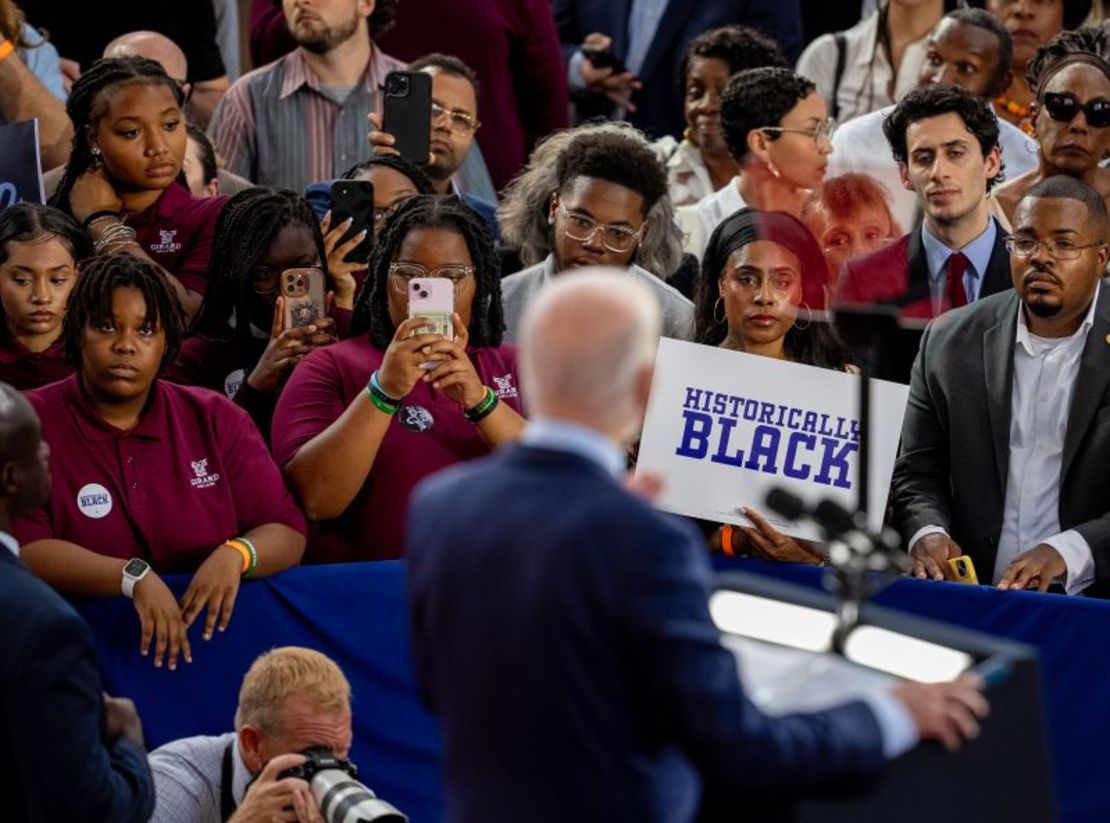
[271,336,523,563]
[0,330,71,391]
[128,184,228,297]
[13,375,306,573]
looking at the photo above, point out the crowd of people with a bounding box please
[2,0,1109,819]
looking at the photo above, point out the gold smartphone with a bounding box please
[948,555,979,584]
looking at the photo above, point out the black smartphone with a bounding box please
[382,70,432,165]
[581,45,627,75]
[329,180,374,265]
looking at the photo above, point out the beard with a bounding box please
[290,10,361,55]
[1025,296,1063,318]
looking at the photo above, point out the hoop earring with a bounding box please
[793,301,812,331]
[714,295,726,325]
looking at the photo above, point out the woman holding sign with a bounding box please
[692,207,851,564]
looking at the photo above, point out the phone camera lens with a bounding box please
[412,283,420,292]
[419,290,428,299]
[387,74,410,97]
[957,561,966,575]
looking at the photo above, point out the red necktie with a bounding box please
[945,252,969,309]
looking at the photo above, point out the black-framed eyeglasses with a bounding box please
[1041,92,1110,129]
[431,101,479,134]
[556,203,644,253]
[759,117,837,145]
[388,261,475,293]
[1004,235,1105,260]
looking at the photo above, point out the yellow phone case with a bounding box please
[948,555,979,584]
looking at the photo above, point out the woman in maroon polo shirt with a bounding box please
[49,57,226,323]
[272,195,525,562]
[168,188,340,442]
[13,254,307,671]
[0,204,90,390]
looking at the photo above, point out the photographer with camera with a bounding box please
[150,646,402,823]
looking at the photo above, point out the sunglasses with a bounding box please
[1041,92,1110,129]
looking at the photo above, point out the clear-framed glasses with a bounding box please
[759,117,837,146]
[1004,236,1105,260]
[388,261,475,294]
[556,203,645,254]
[431,100,479,134]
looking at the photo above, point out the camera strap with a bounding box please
[220,740,236,822]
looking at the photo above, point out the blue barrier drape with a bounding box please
[74,557,1110,823]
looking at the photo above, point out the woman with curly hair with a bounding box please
[272,195,525,563]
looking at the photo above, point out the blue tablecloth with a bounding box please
[74,558,1110,823]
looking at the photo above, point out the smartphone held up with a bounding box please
[282,267,326,329]
[408,277,454,341]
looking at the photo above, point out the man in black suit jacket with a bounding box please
[837,84,1012,320]
[554,0,803,139]
[407,269,987,822]
[895,176,1110,596]
[0,384,154,822]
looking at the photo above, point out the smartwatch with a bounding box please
[121,558,151,599]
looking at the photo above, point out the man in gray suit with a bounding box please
[894,175,1110,596]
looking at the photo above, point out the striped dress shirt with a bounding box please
[208,46,404,192]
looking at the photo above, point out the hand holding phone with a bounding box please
[282,268,326,329]
[408,277,454,341]
[328,180,374,264]
[947,555,979,585]
[382,70,432,164]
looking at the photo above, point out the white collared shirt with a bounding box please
[0,531,18,557]
[991,288,1100,591]
[910,288,1100,593]
[676,176,747,260]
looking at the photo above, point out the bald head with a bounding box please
[520,268,661,440]
[103,31,188,84]
[0,383,50,525]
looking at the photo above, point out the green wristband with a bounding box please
[366,385,400,415]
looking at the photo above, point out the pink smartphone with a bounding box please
[407,277,454,340]
[281,267,326,329]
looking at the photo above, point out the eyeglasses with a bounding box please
[388,261,475,293]
[1004,236,1105,260]
[759,117,837,145]
[556,203,645,254]
[431,101,479,134]
[1041,92,1110,129]
[251,265,322,295]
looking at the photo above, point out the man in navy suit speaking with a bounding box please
[407,270,988,822]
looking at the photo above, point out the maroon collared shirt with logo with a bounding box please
[127,183,227,297]
[13,375,306,573]
[271,336,523,563]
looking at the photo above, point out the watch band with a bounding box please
[121,559,150,599]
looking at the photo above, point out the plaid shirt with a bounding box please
[208,46,404,191]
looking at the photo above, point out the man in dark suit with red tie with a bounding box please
[837,85,1013,320]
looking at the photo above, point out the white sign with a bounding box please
[636,339,910,541]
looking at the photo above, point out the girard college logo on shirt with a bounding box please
[150,228,183,255]
[189,458,221,489]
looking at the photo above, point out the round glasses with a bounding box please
[388,262,475,294]
[556,203,644,254]
[1004,236,1105,260]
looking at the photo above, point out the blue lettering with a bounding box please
[710,416,746,467]
[814,437,857,488]
[784,432,816,480]
[683,386,703,410]
[676,410,712,458]
[743,399,759,421]
[743,425,781,474]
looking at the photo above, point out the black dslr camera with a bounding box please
[278,747,407,823]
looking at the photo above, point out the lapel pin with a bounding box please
[1105,334,1110,345]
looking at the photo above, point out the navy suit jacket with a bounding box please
[0,547,154,822]
[407,444,887,823]
[837,220,1013,321]
[554,0,804,139]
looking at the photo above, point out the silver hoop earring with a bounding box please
[714,295,726,325]
[794,301,812,331]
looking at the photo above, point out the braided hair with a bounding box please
[62,252,186,370]
[194,187,327,342]
[49,57,185,217]
[352,195,503,350]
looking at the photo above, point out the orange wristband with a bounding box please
[222,539,251,574]
[0,41,14,64]
[720,524,735,556]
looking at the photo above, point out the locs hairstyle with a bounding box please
[62,252,186,369]
[48,57,186,217]
[352,195,504,350]
[194,188,328,342]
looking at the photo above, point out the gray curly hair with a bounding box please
[497,121,684,279]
